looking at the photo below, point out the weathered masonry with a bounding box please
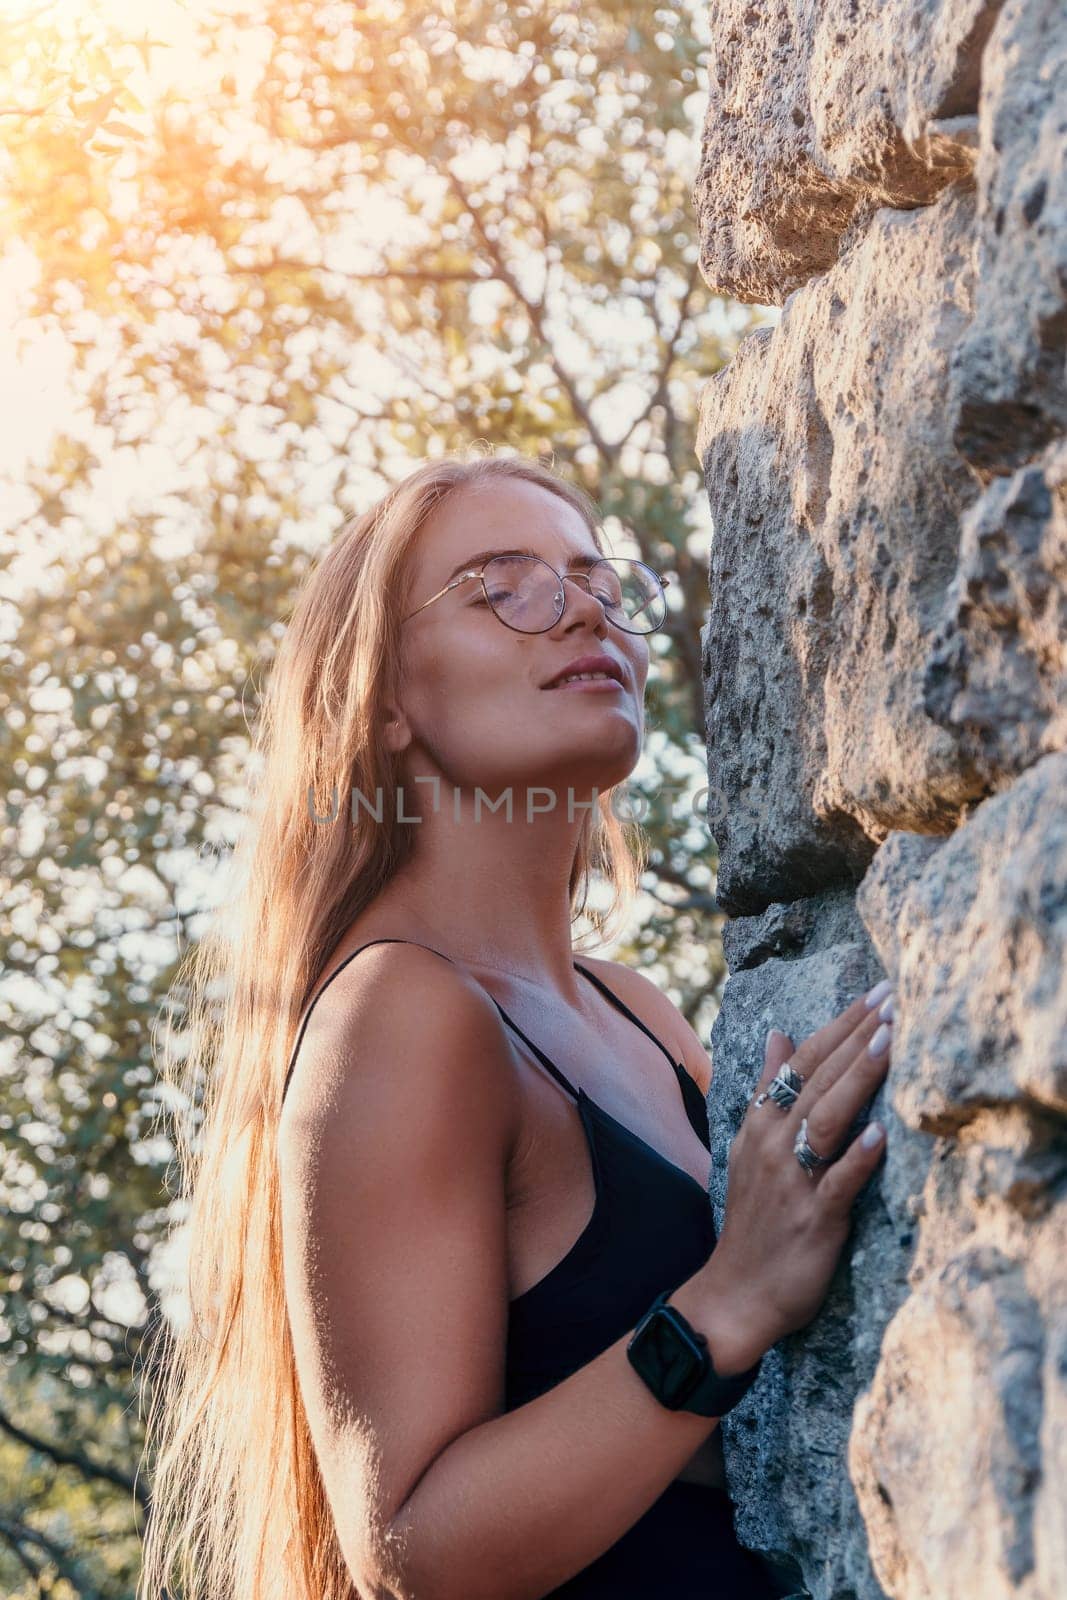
[693,3,1065,1597]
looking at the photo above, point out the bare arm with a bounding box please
[383,1258,758,1600]
[277,944,764,1600]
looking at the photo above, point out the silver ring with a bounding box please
[754,1062,806,1111]
[793,1116,833,1179]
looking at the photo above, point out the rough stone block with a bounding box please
[857,751,1067,1130]
[693,0,996,303]
[949,0,1067,473]
[710,761,1067,1596]
[850,1245,1054,1599]
[845,754,1067,1600]
[923,438,1067,781]
[707,900,899,1599]
[693,3,1065,1593]
[698,189,986,916]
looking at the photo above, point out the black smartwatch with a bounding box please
[626,1290,763,1416]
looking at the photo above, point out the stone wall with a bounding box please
[692,3,1065,1597]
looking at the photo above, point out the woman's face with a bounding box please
[393,478,650,798]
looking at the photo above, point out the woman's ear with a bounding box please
[382,709,410,752]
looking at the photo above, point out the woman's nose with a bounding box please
[557,575,608,629]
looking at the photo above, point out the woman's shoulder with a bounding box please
[283,937,522,1130]
[576,954,712,1095]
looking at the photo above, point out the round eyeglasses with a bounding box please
[402,553,671,635]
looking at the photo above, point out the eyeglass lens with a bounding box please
[482,555,665,634]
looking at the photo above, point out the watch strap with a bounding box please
[627,1290,763,1417]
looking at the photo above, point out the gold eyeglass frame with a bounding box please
[401,553,672,635]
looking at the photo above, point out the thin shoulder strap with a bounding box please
[484,997,581,1102]
[283,938,454,1102]
[282,936,580,1105]
[574,961,710,1149]
[573,962,679,1070]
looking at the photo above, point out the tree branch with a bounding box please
[647,854,715,890]
[0,1514,98,1596]
[1,1524,44,1588]
[642,877,720,916]
[34,1297,140,1369]
[0,1404,149,1509]
[619,255,702,456]
[444,170,616,468]
[320,392,391,423]
[252,258,494,287]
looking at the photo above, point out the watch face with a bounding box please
[629,1306,707,1407]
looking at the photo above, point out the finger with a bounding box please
[755,1026,795,1091]
[793,1001,892,1107]
[811,1116,887,1212]
[742,1030,796,1123]
[787,984,890,1083]
[802,1025,892,1154]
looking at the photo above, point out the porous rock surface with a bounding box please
[693,2,1066,1596]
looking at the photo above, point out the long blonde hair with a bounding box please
[137,450,647,1600]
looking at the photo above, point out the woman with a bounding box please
[139,451,892,1600]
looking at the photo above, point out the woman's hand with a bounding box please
[710,985,893,1356]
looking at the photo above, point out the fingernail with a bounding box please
[878,994,894,1022]
[765,1027,789,1055]
[867,1022,892,1057]
[861,1121,885,1148]
[864,978,891,1009]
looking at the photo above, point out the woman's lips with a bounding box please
[545,677,625,691]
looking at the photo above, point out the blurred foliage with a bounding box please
[0,2,767,1591]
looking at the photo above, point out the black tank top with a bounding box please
[283,939,789,1599]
